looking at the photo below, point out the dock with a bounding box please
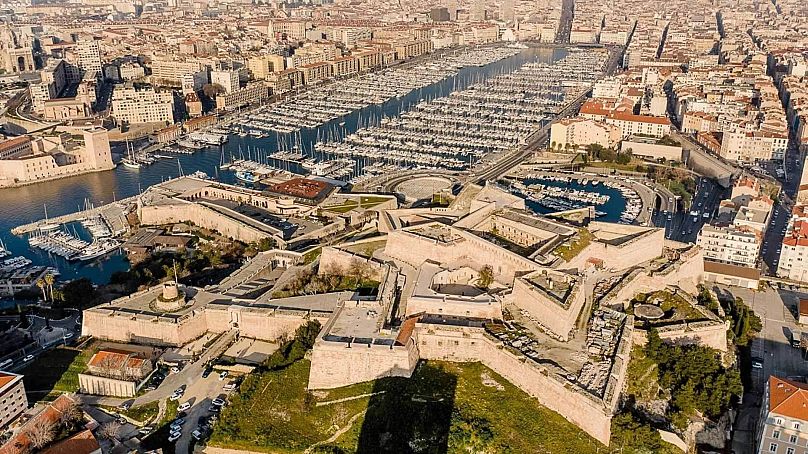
[12,195,137,236]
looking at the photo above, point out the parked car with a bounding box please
[218,371,228,381]
[138,426,153,436]
[752,357,764,369]
[211,398,225,407]
[23,355,34,362]
[168,431,181,442]
[223,381,238,392]
[177,402,191,412]
[202,368,213,379]
[118,401,132,411]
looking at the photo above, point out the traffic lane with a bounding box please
[728,287,808,386]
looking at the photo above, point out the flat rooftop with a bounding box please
[323,300,395,343]
[407,223,464,244]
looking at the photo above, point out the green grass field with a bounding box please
[209,360,603,453]
[20,343,95,401]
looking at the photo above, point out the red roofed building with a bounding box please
[757,377,808,453]
[578,97,672,139]
[267,178,334,201]
[0,372,26,430]
[778,204,808,283]
[85,349,152,380]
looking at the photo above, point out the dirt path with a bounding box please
[304,410,366,454]
[315,391,385,407]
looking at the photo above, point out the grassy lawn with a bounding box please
[303,247,322,264]
[625,346,659,401]
[20,342,96,401]
[209,360,602,453]
[325,202,359,214]
[359,196,390,206]
[553,228,593,262]
[586,161,647,173]
[633,291,705,324]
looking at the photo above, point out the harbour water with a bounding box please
[521,177,628,223]
[0,46,566,284]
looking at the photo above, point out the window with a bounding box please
[790,435,797,443]
[770,443,778,452]
[795,422,801,430]
[786,448,794,454]
[774,430,781,439]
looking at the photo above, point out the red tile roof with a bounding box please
[39,429,99,454]
[769,376,808,421]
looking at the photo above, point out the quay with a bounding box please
[12,195,137,236]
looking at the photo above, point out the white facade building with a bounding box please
[111,85,174,124]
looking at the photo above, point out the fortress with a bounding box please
[0,129,115,187]
[82,182,719,447]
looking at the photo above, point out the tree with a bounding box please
[44,273,55,302]
[58,278,97,309]
[477,265,494,290]
[25,418,55,450]
[53,396,83,432]
[36,278,47,302]
[202,83,226,98]
[98,421,121,440]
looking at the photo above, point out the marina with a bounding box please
[236,46,524,136]
[513,174,645,224]
[0,45,577,284]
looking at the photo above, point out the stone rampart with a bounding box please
[416,324,612,446]
[307,337,419,389]
[633,320,728,351]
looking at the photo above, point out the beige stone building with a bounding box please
[0,371,27,430]
[0,129,115,188]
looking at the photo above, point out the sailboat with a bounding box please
[121,140,142,169]
[0,238,9,258]
[39,204,60,232]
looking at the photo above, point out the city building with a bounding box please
[215,82,269,111]
[698,176,772,288]
[757,377,808,454]
[549,117,621,151]
[111,84,174,124]
[0,371,27,430]
[211,69,240,94]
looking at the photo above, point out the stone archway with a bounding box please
[16,56,25,72]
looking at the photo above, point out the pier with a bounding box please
[11,195,136,236]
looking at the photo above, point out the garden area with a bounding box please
[271,261,380,298]
[323,196,391,214]
[630,290,708,325]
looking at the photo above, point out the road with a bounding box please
[650,177,726,243]
[555,0,575,44]
[0,308,82,373]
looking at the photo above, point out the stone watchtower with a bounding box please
[81,129,115,171]
[153,281,187,312]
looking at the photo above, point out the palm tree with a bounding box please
[44,273,55,302]
[36,278,46,302]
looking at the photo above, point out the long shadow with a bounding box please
[20,347,80,400]
[354,361,457,454]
